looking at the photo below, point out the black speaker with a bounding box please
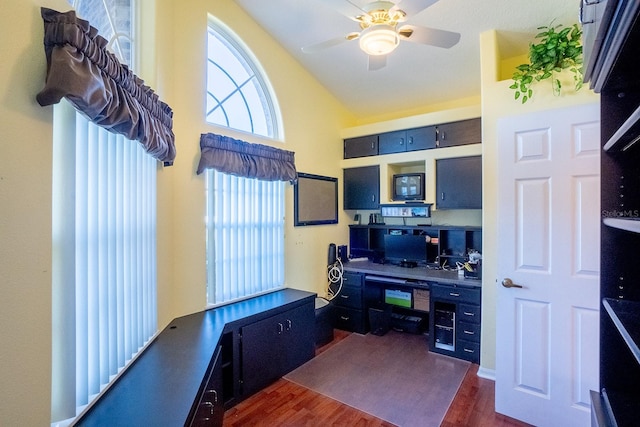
[328,243,336,265]
[338,245,348,262]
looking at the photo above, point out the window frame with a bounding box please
[206,15,283,141]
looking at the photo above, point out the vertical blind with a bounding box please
[206,170,284,305]
[51,103,157,423]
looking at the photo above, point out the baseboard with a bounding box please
[476,366,495,381]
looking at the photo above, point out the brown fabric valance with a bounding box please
[197,133,297,182]
[36,8,176,166]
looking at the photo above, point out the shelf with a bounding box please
[602,298,640,364]
[601,387,640,427]
[603,217,640,233]
[603,103,640,152]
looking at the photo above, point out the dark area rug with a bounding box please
[284,330,470,427]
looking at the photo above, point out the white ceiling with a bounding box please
[234,0,580,119]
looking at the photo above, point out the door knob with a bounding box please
[501,278,523,288]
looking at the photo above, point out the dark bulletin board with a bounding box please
[294,173,338,226]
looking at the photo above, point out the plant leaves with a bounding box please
[508,21,583,103]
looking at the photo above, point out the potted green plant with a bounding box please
[510,23,583,103]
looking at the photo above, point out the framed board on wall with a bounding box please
[294,173,338,226]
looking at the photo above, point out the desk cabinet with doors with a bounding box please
[429,282,481,363]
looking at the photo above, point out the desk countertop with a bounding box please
[76,288,316,426]
[343,260,482,287]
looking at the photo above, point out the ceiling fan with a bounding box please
[302,0,460,70]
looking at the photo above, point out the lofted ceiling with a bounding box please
[234,0,581,120]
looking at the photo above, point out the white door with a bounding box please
[495,104,601,426]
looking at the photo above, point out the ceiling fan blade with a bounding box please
[368,54,387,71]
[391,0,439,17]
[398,25,460,49]
[318,0,368,21]
[302,33,359,54]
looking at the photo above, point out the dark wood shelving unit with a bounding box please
[586,2,640,425]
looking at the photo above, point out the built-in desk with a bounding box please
[343,259,482,286]
[340,260,482,363]
[76,288,315,427]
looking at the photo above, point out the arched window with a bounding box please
[206,17,280,139]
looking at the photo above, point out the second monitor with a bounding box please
[383,234,427,267]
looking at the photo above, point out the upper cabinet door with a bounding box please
[436,156,482,209]
[344,165,380,210]
[407,126,437,151]
[437,118,482,148]
[344,135,378,159]
[378,130,407,155]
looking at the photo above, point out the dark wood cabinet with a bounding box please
[75,289,315,427]
[188,347,224,426]
[407,126,437,151]
[378,126,437,155]
[343,118,479,159]
[348,224,481,269]
[585,3,640,425]
[436,155,482,209]
[332,272,367,334]
[436,118,481,148]
[429,283,481,363]
[240,302,315,397]
[344,135,378,158]
[344,165,380,210]
[378,130,407,155]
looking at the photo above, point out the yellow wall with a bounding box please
[1,1,69,425]
[159,0,357,320]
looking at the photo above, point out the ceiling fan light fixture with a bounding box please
[359,24,399,56]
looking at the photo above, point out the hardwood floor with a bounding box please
[223,330,530,426]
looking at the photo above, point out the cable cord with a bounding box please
[326,257,344,301]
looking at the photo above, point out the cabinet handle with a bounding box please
[449,292,460,297]
[340,315,350,321]
[277,322,283,334]
[464,348,475,353]
[371,195,376,202]
[408,137,414,145]
[463,330,475,335]
[371,142,375,149]
[400,138,405,146]
[340,294,350,299]
[441,131,445,140]
[202,401,214,415]
[463,311,475,316]
[286,319,292,330]
[441,192,445,201]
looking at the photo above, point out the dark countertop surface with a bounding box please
[76,288,316,426]
[343,260,482,287]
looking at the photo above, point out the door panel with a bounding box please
[515,299,550,397]
[516,178,550,271]
[496,104,600,426]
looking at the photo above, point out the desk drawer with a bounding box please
[459,303,480,323]
[457,339,480,363]
[431,284,480,304]
[342,272,363,287]
[334,306,366,334]
[333,285,363,309]
[458,320,480,343]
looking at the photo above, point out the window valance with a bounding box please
[197,133,297,182]
[36,8,176,166]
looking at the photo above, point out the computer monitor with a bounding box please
[383,234,427,266]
